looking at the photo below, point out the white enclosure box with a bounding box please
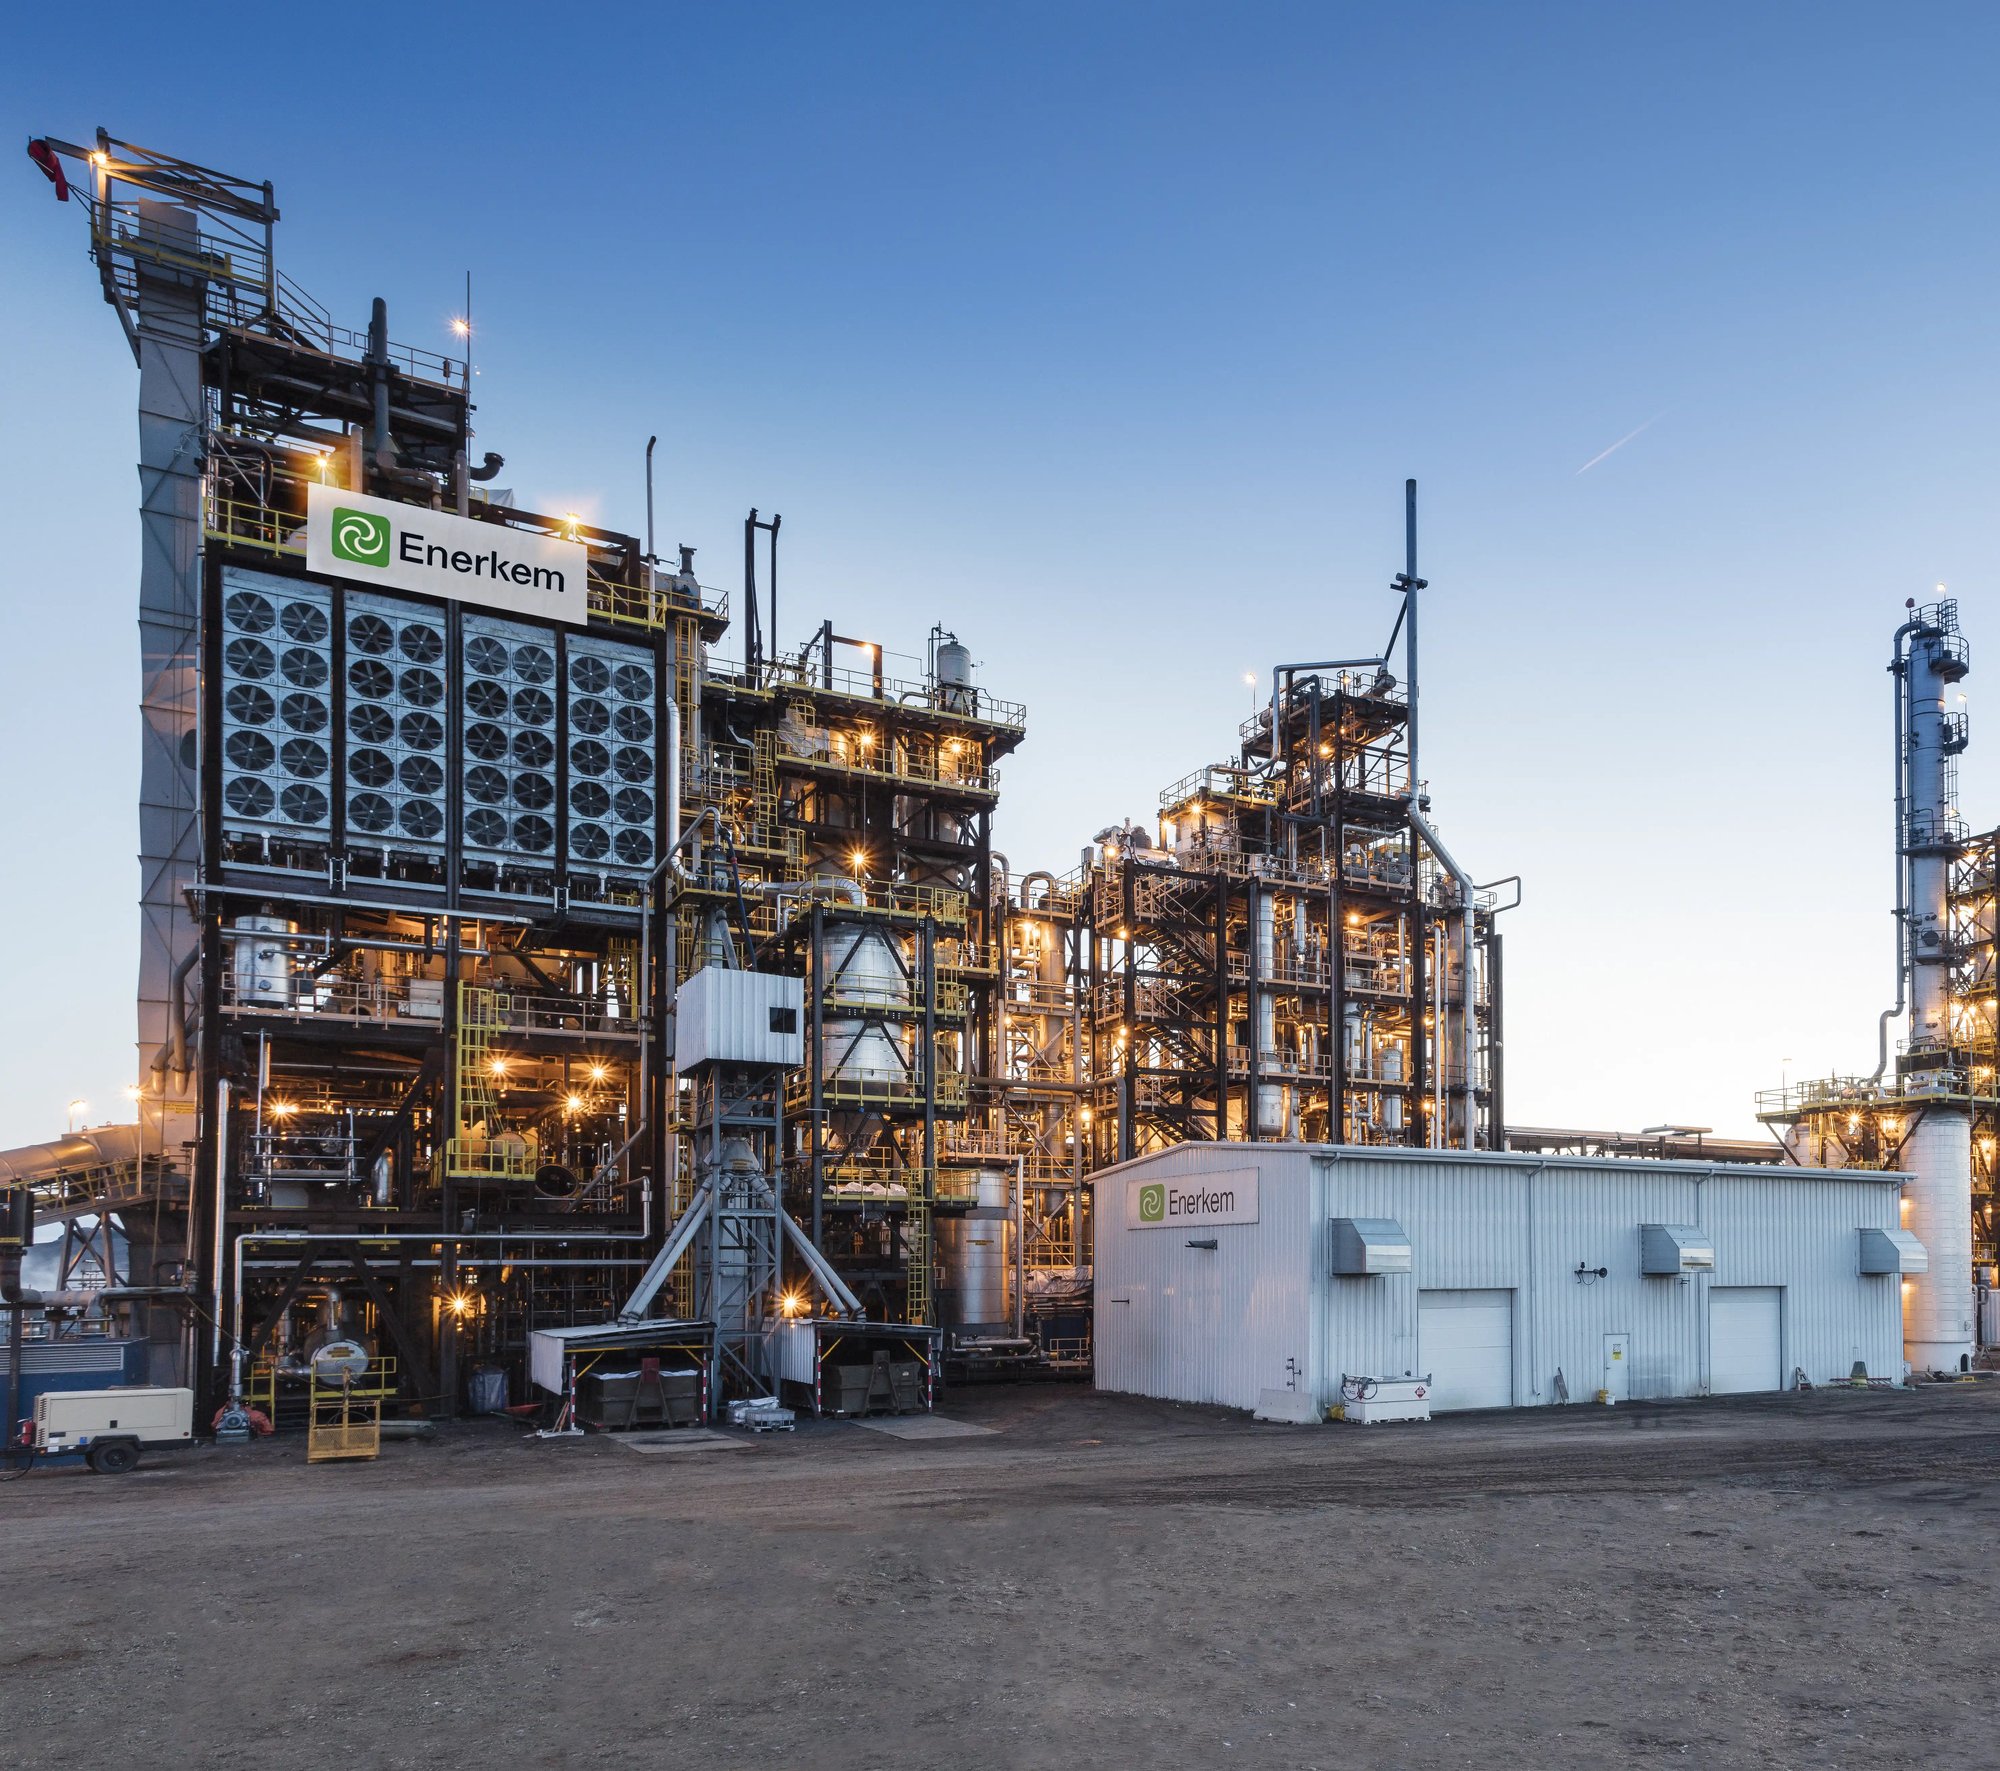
[673,967,805,1070]
[34,1386,194,1451]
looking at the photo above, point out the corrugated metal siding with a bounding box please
[1093,1146,1313,1410]
[1095,1145,1905,1412]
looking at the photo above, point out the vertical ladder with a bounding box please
[449,983,522,1178]
[753,727,778,851]
[904,1184,933,1327]
[673,614,700,788]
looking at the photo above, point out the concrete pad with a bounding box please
[613,1429,753,1454]
[850,1414,995,1440]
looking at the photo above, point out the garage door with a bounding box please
[1419,1289,1513,1411]
[1710,1286,1782,1394]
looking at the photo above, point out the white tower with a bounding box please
[1896,605,1974,1373]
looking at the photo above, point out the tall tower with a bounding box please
[1757,600,1977,1374]
[1898,604,1975,1371]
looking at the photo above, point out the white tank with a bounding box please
[817,919,908,1083]
[232,915,296,1006]
[935,638,975,713]
[1901,1109,1974,1373]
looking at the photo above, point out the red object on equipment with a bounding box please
[26,139,70,202]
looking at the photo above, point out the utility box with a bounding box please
[34,1386,193,1471]
[672,967,805,1070]
[1640,1224,1716,1275]
[1858,1227,1928,1275]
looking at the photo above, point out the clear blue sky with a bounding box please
[3,3,1994,1147]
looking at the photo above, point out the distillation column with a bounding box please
[1900,610,1975,1373]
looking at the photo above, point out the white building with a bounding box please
[1092,1145,1923,1416]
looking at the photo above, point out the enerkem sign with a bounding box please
[1128,1170,1259,1229]
[306,484,587,622]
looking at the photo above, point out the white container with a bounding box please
[34,1386,194,1452]
[1339,1375,1433,1424]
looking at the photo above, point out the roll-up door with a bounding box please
[1418,1289,1514,1411]
[1709,1286,1782,1394]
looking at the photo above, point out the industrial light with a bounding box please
[565,1093,585,1114]
[268,1101,296,1118]
[561,512,583,539]
[124,1084,144,1101]
[1243,673,1256,686]
[588,1064,608,1084]
[489,1056,509,1077]
[857,732,875,749]
[90,150,108,168]
[446,1291,474,1318]
[778,1288,807,1318]
[450,317,471,338]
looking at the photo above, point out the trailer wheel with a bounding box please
[87,1441,139,1475]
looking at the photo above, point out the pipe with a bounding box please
[1409,808,1476,1149]
[777,1209,864,1318]
[1873,613,1930,1081]
[617,1181,714,1321]
[210,1079,230,1381]
[644,435,658,563]
[1401,479,1421,800]
[1013,1155,1026,1341]
[152,946,201,1086]
[366,297,392,476]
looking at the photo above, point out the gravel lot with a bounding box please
[6,1380,1996,1769]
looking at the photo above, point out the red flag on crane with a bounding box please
[27,139,69,201]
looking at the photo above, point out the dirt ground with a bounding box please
[6,1379,1998,1770]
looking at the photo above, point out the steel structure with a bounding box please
[1070,491,1508,1167]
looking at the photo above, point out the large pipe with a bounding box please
[365,297,392,477]
[1873,612,1930,1081]
[644,434,658,563]
[1409,808,1477,1149]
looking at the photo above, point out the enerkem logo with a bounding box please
[306,485,583,621]
[330,506,391,568]
[1126,1168,1258,1230]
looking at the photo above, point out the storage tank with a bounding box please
[817,917,908,1085]
[1901,1114,1975,1372]
[232,915,296,1006]
[935,635,975,714]
[936,1168,1013,1331]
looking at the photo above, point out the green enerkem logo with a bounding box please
[1138,1183,1166,1223]
[329,506,392,568]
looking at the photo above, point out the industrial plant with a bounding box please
[3,129,1992,1459]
